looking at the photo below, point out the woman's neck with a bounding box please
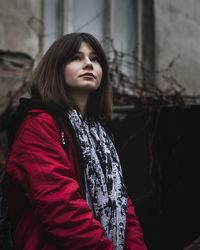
[69,91,89,117]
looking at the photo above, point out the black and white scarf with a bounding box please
[67,110,128,250]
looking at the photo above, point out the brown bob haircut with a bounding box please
[30,32,112,121]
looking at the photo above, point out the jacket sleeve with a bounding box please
[125,197,148,250]
[6,112,113,250]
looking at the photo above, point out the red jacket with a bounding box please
[6,109,147,250]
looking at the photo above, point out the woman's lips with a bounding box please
[79,73,96,79]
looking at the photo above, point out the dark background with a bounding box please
[109,105,200,250]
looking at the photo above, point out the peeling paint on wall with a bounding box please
[0,51,34,114]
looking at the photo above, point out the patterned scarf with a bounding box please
[67,110,128,250]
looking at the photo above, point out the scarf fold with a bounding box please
[67,110,128,250]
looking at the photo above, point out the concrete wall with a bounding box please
[0,0,42,114]
[0,0,41,57]
[154,0,200,96]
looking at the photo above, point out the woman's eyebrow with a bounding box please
[76,51,97,55]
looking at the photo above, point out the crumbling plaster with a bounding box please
[0,0,42,115]
[0,0,42,58]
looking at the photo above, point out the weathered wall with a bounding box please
[0,0,41,57]
[154,0,200,96]
[0,0,42,114]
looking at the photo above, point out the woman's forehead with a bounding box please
[77,41,95,54]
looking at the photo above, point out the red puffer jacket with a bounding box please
[6,109,147,250]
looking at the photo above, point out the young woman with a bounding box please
[5,33,147,250]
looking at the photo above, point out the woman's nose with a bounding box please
[83,57,93,69]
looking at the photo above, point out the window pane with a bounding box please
[71,0,104,41]
[43,0,60,53]
[112,0,137,80]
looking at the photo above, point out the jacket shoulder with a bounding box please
[25,109,60,126]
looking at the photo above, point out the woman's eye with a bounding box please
[91,56,99,62]
[72,55,81,61]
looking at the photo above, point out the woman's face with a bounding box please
[64,42,103,94]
